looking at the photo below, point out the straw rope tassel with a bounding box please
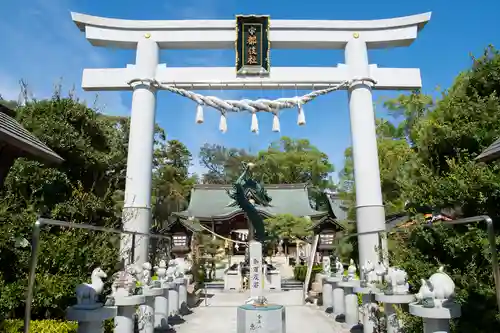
[219,112,227,133]
[272,113,281,132]
[195,104,204,124]
[297,102,306,126]
[251,112,259,133]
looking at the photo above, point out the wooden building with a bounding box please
[0,103,63,186]
[169,183,343,257]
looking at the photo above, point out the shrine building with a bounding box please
[167,183,345,258]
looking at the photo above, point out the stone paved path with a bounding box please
[173,290,360,333]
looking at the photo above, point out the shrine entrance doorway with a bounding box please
[71,11,431,268]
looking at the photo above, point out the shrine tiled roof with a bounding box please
[172,183,328,221]
[0,104,63,164]
[476,137,500,163]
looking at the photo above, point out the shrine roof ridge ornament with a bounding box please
[70,12,431,50]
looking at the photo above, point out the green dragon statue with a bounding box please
[226,162,271,243]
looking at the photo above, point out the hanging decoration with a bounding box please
[127,77,377,133]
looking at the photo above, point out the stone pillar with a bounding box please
[249,241,263,300]
[330,276,345,316]
[168,283,180,321]
[66,306,117,333]
[354,286,379,333]
[345,36,386,266]
[176,277,188,315]
[121,36,159,266]
[154,283,172,331]
[114,295,146,333]
[337,280,360,326]
[139,288,163,333]
[375,293,415,333]
[322,277,333,311]
[409,303,461,333]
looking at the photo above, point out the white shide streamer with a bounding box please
[127,78,376,133]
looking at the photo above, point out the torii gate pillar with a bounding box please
[346,37,386,265]
[71,12,431,268]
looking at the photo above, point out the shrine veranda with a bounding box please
[71,12,431,268]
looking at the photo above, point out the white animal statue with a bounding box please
[386,267,409,294]
[174,257,186,278]
[347,259,357,280]
[141,262,152,287]
[75,267,107,309]
[415,267,456,308]
[166,259,177,281]
[334,257,344,277]
[154,260,168,282]
[322,256,331,276]
[375,261,388,280]
[361,260,378,286]
[112,264,138,297]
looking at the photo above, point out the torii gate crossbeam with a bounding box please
[71,12,431,270]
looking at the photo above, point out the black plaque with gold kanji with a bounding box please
[235,15,270,75]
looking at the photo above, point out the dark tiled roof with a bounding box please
[476,137,500,163]
[172,183,328,221]
[165,217,204,232]
[0,104,63,164]
[325,191,348,221]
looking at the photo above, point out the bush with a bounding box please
[0,320,78,333]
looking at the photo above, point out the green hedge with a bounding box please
[293,264,323,289]
[0,320,78,333]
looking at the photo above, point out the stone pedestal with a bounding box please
[327,276,344,316]
[337,280,360,326]
[176,278,189,315]
[154,284,173,332]
[354,286,379,333]
[409,302,461,333]
[225,271,241,291]
[67,305,117,333]
[264,271,281,291]
[139,288,163,333]
[237,304,286,333]
[376,293,415,333]
[167,282,179,320]
[322,277,333,311]
[114,295,146,333]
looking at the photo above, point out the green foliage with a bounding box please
[265,214,313,241]
[293,264,322,289]
[198,137,335,209]
[1,320,78,333]
[339,46,500,332]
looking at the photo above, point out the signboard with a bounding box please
[249,241,263,298]
[235,15,270,75]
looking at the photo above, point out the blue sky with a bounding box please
[0,0,498,181]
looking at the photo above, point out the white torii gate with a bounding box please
[71,12,431,267]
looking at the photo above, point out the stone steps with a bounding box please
[203,280,304,290]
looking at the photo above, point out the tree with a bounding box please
[0,89,128,319]
[264,214,313,241]
[389,46,500,332]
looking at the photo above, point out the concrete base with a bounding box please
[322,279,333,311]
[337,280,360,326]
[265,272,281,291]
[67,305,117,333]
[376,294,415,333]
[154,287,171,332]
[114,295,145,333]
[353,287,379,333]
[139,288,163,333]
[176,278,188,314]
[168,283,180,320]
[237,304,286,333]
[225,272,241,291]
[409,302,461,333]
